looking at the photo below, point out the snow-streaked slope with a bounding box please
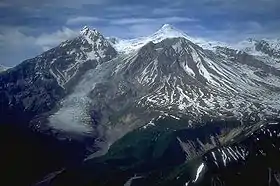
[80,26,116,60]
[128,38,280,121]
[7,25,272,150]
[36,26,117,88]
[0,26,117,136]
[112,24,227,54]
[46,36,280,139]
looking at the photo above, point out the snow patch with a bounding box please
[143,120,156,129]
[193,163,205,182]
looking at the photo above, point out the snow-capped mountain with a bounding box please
[2,24,280,186]
[112,24,227,54]
[0,28,118,185]
[0,27,117,127]
[2,24,280,142]
[235,38,280,59]
[28,26,279,153]
[2,25,279,140]
[46,26,117,87]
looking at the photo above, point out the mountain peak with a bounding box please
[160,24,174,30]
[156,24,180,34]
[111,24,226,53]
[80,26,90,35]
[148,23,191,44]
[153,24,187,38]
[111,24,192,54]
[80,26,101,38]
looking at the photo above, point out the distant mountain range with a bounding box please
[236,38,280,59]
[1,24,280,186]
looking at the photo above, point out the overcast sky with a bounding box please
[1,0,280,66]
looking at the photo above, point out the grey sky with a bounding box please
[0,0,280,66]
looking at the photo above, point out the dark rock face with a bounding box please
[186,121,280,186]
[0,123,92,186]
[38,119,280,186]
[33,117,239,186]
[0,61,65,125]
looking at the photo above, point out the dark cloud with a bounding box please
[0,0,280,66]
[0,26,77,66]
[0,0,105,8]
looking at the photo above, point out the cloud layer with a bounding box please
[1,0,280,66]
[0,27,77,66]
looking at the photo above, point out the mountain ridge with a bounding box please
[2,25,280,140]
[110,24,229,54]
[36,31,280,156]
[1,24,280,186]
